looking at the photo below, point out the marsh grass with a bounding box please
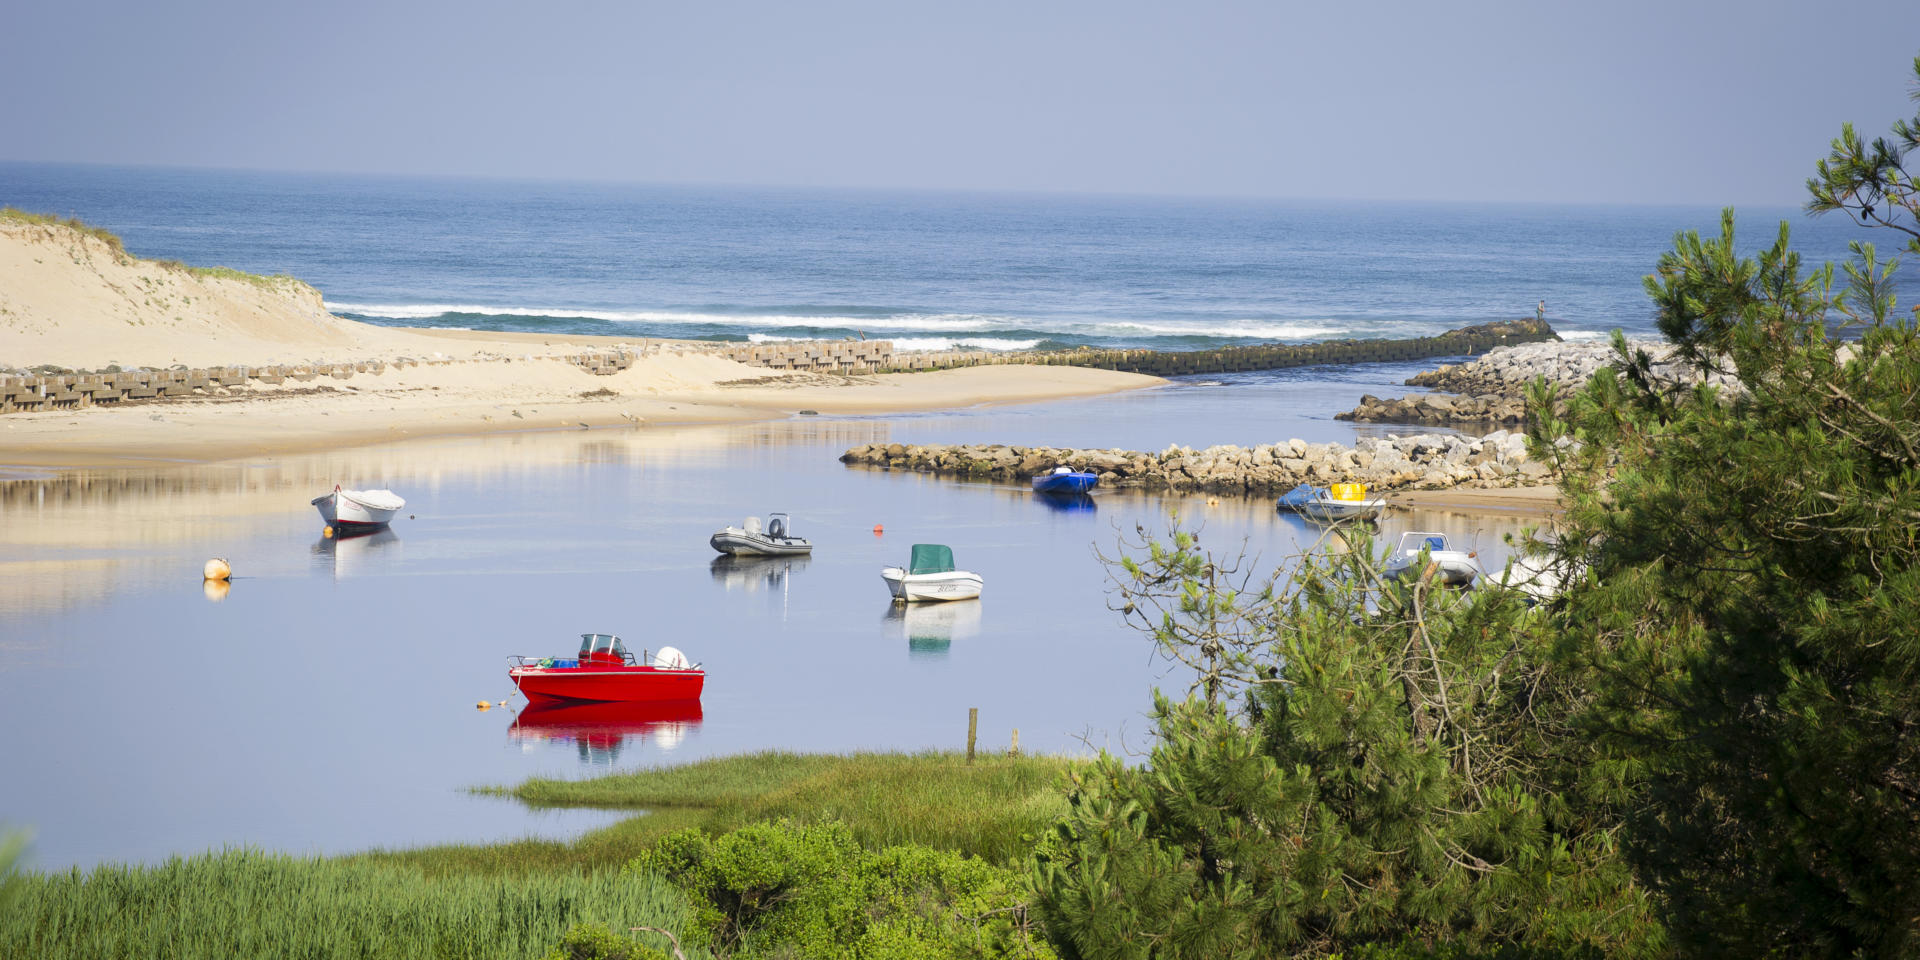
[374,751,1078,876]
[0,849,703,960]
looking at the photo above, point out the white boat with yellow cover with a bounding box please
[1296,482,1387,522]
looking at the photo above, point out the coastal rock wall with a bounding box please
[1405,339,1671,396]
[840,431,1555,495]
[1337,392,1528,426]
[1336,338,1709,426]
[699,319,1558,379]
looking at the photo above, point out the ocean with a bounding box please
[1,161,1899,352]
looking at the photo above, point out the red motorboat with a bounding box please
[508,633,705,703]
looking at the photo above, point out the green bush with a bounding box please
[539,923,673,960]
[634,819,1051,959]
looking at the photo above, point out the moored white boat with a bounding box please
[1296,495,1387,522]
[882,543,983,603]
[710,512,812,556]
[1294,482,1387,523]
[312,485,404,530]
[1383,531,1481,586]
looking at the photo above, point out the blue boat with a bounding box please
[1276,482,1328,513]
[1031,466,1099,494]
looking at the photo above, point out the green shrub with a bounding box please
[634,820,1051,959]
[539,922,673,960]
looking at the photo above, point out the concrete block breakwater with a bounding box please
[840,431,1554,496]
[702,318,1554,377]
[855,318,1558,377]
[0,350,635,414]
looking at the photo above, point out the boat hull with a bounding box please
[1032,472,1098,494]
[882,567,984,602]
[709,530,813,556]
[312,490,402,529]
[1385,554,1480,586]
[509,665,706,703]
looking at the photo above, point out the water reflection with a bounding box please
[202,578,231,603]
[311,528,402,580]
[709,554,809,593]
[508,699,704,767]
[1034,491,1097,513]
[885,600,983,659]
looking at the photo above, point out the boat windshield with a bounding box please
[1398,533,1449,553]
[578,633,624,657]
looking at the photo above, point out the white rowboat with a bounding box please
[312,485,405,530]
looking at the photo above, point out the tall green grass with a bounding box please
[512,750,1074,864]
[0,849,703,960]
[376,751,1079,876]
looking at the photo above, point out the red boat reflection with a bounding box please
[509,699,704,765]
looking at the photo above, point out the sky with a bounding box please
[1,0,1915,205]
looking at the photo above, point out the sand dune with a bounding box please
[0,216,1160,467]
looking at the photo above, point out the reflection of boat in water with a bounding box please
[884,599,982,658]
[509,698,703,765]
[709,554,809,592]
[311,527,400,579]
[1034,491,1096,513]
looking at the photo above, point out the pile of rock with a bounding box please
[1336,338,1713,426]
[840,431,1553,495]
[1337,392,1529,426]
[1404,338,1671,397]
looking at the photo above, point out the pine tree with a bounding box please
[1529,54,1920,956]
[1031,526,1655,958]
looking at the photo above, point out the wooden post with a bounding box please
[1010,728,1019,757]
[967,707,978,762]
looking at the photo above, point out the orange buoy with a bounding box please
[476,700,492,710]
[872,524,884,536]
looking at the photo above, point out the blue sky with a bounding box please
[2,0,1914,204]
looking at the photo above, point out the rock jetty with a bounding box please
[840,431,1554,495]
[1337,338,1691,426]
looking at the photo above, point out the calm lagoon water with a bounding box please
[0,374,1537,870]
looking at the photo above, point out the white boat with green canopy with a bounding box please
[882,543,983,603]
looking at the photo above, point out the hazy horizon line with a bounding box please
[0,157,1823,215]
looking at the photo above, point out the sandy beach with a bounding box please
[0,217,1160,467]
